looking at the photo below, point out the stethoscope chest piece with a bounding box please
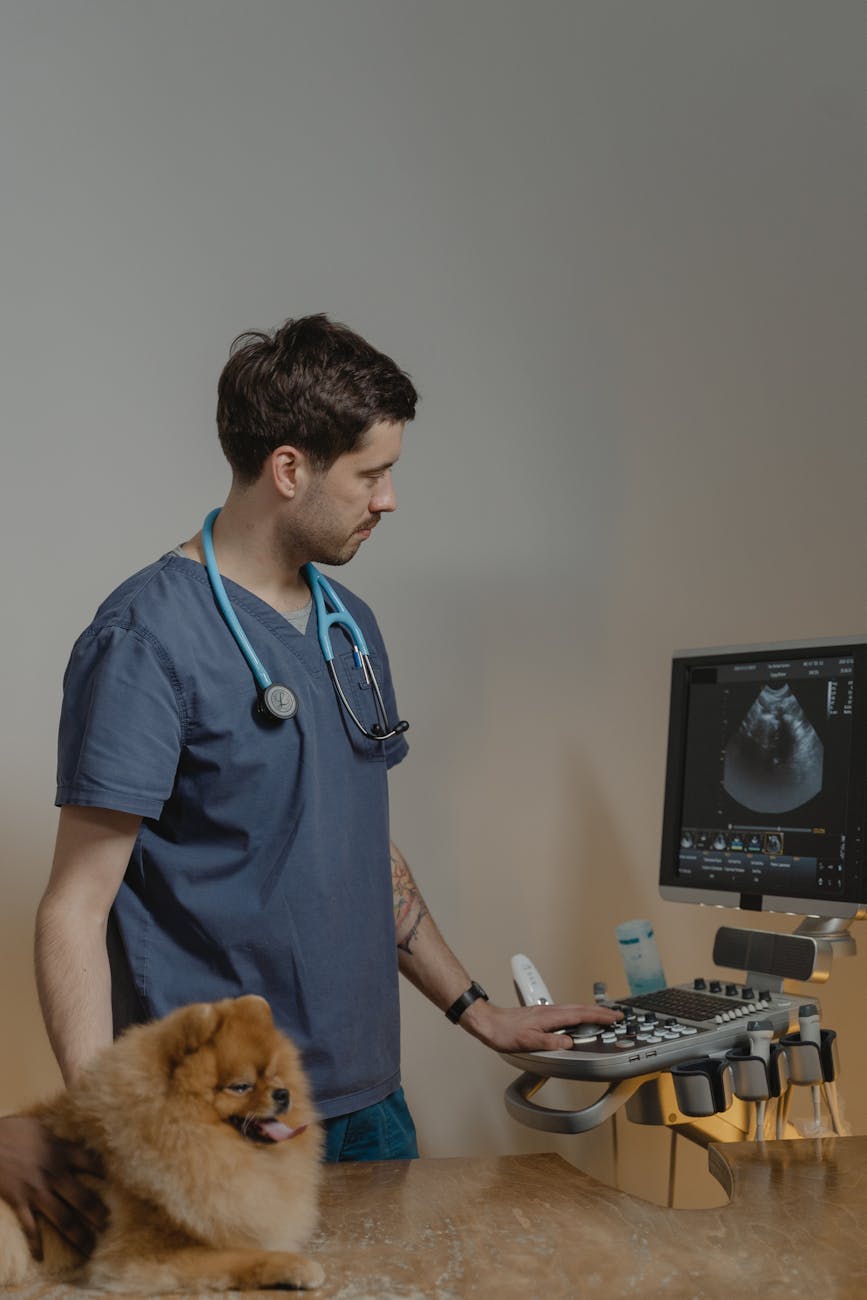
[260,683,298,720]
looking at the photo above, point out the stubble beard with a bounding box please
[276,511,365,571]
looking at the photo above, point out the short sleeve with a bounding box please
[56,624,185,818]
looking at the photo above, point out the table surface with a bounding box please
[2,1137,865,1299]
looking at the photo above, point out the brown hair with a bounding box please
[217,314,418,482]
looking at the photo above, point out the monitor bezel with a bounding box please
[659,635,867,920]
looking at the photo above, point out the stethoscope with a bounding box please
[201,508,409,740]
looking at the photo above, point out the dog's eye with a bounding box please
[225,1082,254,1094]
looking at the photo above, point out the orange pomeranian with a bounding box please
[0,995,324,1292]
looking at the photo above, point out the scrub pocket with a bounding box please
[335,650,391,761]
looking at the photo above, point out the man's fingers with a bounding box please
[52,1174,109,1234]
[37,1189,98,1257]
[13,1202,44,1262]
[42,1140,108,1236]
[60,1142,104,1180]
[525,1004,622,1052]
[541,1033,580,1051]
[51,1142,108,1233]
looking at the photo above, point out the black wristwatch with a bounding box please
[445,980,489,1024]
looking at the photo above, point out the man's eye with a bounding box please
[225,1082,253,1094]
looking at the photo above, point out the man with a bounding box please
[35,314,616,1172]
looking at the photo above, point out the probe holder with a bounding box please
[779,1029,839,1086]
[724,1042,788,1102]
[724,1049,768,1103]
[669,1057,732,1118]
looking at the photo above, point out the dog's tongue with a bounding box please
[257,1119,306,1142]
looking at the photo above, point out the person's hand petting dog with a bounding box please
[0,1115,106,1261]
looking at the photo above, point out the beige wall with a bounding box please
[1,1,864,1205]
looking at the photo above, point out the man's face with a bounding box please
[287,419,404,567]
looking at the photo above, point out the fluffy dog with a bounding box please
[0,995,324,1292]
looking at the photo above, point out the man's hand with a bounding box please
[458,1001,622,1053]
[0,1115,107,1261]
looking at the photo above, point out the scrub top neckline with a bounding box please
[164,552,328,676]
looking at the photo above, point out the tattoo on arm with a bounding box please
[391,847,430,955]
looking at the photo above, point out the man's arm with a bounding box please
[390,841,620,1051]
[35,805,142,1085]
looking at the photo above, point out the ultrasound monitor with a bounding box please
[659,638,867,921]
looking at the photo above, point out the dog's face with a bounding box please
[161,995,314,1146]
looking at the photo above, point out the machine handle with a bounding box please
[503,1071,651,1134]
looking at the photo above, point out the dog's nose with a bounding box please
[272,1088,290,1111]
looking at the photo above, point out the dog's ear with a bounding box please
[231,994,274,1028]
[160,1001,222,1068]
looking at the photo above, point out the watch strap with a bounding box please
[445,980,489,1024]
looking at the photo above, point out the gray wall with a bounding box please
[1,1,864,1204]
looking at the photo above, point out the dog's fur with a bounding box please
[0,995,324,1292]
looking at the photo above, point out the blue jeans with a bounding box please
[323,1086,419,1162]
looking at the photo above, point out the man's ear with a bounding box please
[268,445,304,500]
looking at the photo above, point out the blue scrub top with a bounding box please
[56,554,408,1118]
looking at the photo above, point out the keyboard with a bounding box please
[502,979,802,1083]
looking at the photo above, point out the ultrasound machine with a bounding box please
[502,637,864,1158]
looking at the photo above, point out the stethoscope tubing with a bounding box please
[202,507,273,692]
[305,561,371,662]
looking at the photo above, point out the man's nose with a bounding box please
[370,470,397,513]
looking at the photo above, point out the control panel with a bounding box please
[503,979,800,1082]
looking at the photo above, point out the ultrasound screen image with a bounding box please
[671,655,857,898]
[680,666,849,835]
[662,646,864,907]
[723,683,824,813]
